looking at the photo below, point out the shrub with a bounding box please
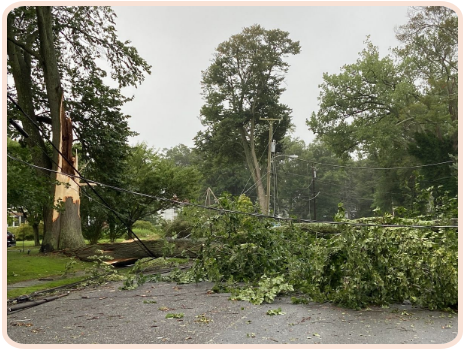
[82,217,106,245]
[163,217,193,238]
[133,220,157,232]
[10,223,43,241]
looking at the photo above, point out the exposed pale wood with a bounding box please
[47,93,84,250]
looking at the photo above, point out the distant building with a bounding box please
[159,208,178,221]
[8,210,25,227]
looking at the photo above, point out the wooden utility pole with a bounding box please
[261,118,281,215]
[312,164,317,221]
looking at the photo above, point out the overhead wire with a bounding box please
[7,95,458,238]
[242,173,267,196]
[240,122,280,195]
[8,154,458,230]
[274,154,455,170]
[277,170,455,196]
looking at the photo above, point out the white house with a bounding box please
[159,208,178,221]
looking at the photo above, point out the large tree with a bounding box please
[307,6,458,211]
[195,24,301,214]
[307,39,417,161]
[395,6,458,196]
[7,6,151,251]
[395,6,458,138]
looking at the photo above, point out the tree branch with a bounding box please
[7,37,43,63]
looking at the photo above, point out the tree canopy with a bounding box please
[7,6,151,250]
[195,24,301,213]
[118,143,202,236]
[307,6,458,211]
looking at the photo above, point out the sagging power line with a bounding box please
[8,154,458,230]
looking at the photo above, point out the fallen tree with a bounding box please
[64,239,202,263]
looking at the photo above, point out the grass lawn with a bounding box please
[6,237,183,300]
[7,246,92,284]
[7,243,95,299]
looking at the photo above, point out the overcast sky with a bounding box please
[111,4,411,152]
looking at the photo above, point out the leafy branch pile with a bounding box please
[188,194,457,310]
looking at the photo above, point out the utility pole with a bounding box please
[312,164,317,221]
[261,118,281,215]
[272,139,277,216]
[308,164,311,220]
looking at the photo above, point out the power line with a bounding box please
[274,154,455,170]
[8,155,458,230]
[242,173,268,196]
[277,170,455,195]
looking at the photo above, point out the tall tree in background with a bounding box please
[307,6,457,212]
[395,6,458,136]
[307,39,416,161]
[195,24,301,214]
[7,6,151,251]
[395,6,458,195]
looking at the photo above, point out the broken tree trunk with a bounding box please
[64,239,202,262]
[37,7,84,252]
[41,93,85,252]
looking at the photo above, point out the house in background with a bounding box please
[8,210,25,227]
[159,208,178,221]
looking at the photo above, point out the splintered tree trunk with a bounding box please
[44,95,84,251]
[37,7,84,252]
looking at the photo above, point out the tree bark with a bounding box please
[65,239,202,262]
[7,12,54,240]
[36,6,84,252]
[32,222,40,246]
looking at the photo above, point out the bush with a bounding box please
[9,223,43,241]
[82,217,106,245]
[133,220,157,232]
[163,217,193,238]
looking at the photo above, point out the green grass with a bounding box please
[7,276,89,299]
[131,229,162,240]
[7,235,167,300]
[7,247,92,284]
[8,240,37,249]
[7,246,96,299]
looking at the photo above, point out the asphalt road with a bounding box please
[5,280,460,346]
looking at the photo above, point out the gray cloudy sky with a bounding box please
[111,5,411,151]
